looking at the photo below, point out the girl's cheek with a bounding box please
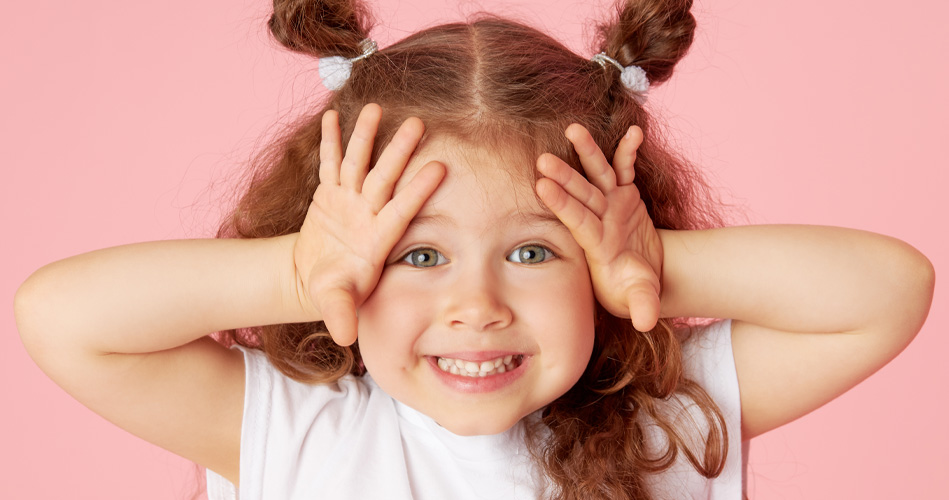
[359,273,435,339]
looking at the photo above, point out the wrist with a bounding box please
[271,232,324,324]
[656,228,688,319]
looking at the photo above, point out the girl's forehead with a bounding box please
[401,135,552,219]
[410,134,538,183]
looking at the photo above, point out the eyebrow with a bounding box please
[404,214,454,232]
[511,211,566,228]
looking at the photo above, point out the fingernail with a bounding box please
[624,126,634,140]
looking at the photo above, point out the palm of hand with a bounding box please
[293,105,445,346]
[536,124,662,332]
[587,182,662,328]
[295,184,392,318]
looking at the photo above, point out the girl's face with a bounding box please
[357,137,596,436]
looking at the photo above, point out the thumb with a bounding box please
[627,283,660,333]
[317,288,359,346]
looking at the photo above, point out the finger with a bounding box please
[627,282,660,332]
[319,110,342,186]
[376,161,447,248]
[613,125,643,186]
[318,288,359,346]
[339,103,383,191]
[363,117,425,213]
[536,153,608,218]
[535,177,605,251]
[564,123,617,194]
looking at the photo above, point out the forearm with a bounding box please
[15,233,316,356]
[658,225,934,335]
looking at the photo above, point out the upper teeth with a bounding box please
[436,355,518,377]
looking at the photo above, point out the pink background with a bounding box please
[3,0,946,498]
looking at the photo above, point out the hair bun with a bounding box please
[597,0,696,86]
[269,0,373,57]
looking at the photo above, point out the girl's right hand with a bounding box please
[293,104,446,346]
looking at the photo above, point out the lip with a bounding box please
[427,354,529,394]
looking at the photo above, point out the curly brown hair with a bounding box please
[217,0,728,498]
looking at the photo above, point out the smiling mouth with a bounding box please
[435,355,525,377]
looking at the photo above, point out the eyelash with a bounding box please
[400,248,449,268]
[507,244,556,264]
[398,244,556,268]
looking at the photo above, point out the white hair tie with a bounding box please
[591,52,650,101]
[318,39,378,91]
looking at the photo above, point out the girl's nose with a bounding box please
[442,271,513,331]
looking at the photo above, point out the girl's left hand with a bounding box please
[535,124,662,332]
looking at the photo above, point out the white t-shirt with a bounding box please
[207,320,745,499]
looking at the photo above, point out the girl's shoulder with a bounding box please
[213,347,403,498]
[645,320,746,497]
[677,319,736,384]
[669,319,741,421]
[237,345,375,406]
[235,345,402,452]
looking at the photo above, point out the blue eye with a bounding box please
[507,244,553,264]
[402,248,448,268]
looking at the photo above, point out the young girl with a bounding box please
[11,0,936,498]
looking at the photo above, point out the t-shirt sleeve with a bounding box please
[645,319,746,498]
[682,319,746,496]
[206,346,374,500]
[679,319,742,436]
